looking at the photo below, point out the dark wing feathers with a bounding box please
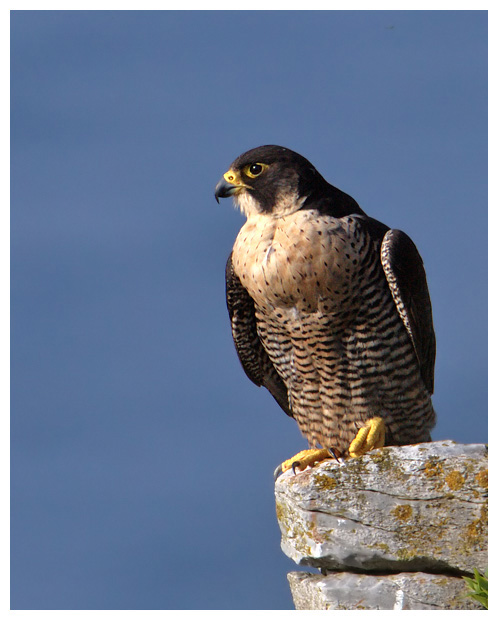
[226,223,435,416]
[225,254,292,416]
[380,229,436,394]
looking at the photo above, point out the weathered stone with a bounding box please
[287,571,482,610]
[275,441,487,574]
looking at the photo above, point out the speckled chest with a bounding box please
[232,211,366,312]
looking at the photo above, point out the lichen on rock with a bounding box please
[275,441,488,610]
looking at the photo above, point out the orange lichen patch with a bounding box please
[313,473,338,491]
[464,503,487,552]
[424,460,443,478]
[391,504,413,521]
[476,469,488,489]
[445,470,465,490]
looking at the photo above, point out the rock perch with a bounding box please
[275,441,487,610]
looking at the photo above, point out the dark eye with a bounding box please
[244,162,267,178]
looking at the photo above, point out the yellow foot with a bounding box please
[348,417,386,458]
[274,448,332,479]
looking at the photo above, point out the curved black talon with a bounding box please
[327,447,341,462]
[291,461,301,475]
[273,464,283,480]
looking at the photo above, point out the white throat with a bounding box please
[234,190,308,220]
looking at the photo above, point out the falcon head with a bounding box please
[214,145,363,218]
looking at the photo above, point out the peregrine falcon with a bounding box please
[215,145,436,475]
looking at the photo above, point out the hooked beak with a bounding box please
[214,177,238,203]
[214,169,250,203]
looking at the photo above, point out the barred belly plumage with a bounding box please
[219,144,436,465]
[237,214,435,454]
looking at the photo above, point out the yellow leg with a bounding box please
[274,448,332,479]
[348,417,386,458]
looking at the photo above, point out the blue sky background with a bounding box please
[11,10,487,610]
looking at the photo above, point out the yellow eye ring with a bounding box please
[244,163,268,178]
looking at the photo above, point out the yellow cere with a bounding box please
[223,169,241,184]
